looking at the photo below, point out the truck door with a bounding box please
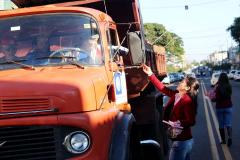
[106,27,128,105]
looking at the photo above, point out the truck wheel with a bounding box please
[109,113,140,160]
[126,125,141,160]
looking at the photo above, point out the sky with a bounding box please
[139,0,240,62]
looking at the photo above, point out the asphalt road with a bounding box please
[164,76,240,160]
[191,76,240,160]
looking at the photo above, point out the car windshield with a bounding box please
[0,13,103,70]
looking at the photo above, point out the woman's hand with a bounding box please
[142,64,153,76]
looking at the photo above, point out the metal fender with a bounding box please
[108,112,136,160]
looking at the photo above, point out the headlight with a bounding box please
[63,131,90,154]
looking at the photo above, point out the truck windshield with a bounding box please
[0,13,103,70]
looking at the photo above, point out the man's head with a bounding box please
[80,34,99,52]
[35,36,49,51]
[89,34,99,44]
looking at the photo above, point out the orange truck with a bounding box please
[0,0,167,159]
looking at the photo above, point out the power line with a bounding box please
[189,0,231,6]
[178,27,227,34]
[142,0,232,9]
[185,53,212,55]
[183,33,228,39]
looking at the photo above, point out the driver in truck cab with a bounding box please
[26,35,51,65]
[79,34,102,64]
[29,35,50,58]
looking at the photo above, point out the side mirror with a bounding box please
[127,31,145,65]
[111,45,129,56]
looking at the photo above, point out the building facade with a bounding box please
[228,46,240,69]
[208,51,228,65]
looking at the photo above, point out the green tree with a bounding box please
[200,60,209,66]
[167,64,178,72]
[191,60,199,66]
[227,17,240,46]
[144,23,185,59]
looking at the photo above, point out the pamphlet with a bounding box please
[162,120,183,129]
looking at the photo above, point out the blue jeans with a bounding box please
[216,107,232,128]
[169,139,194,160]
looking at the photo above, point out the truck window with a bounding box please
[0,13,103,70]
[107,28,118,60]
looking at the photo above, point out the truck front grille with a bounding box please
[1,98,50,112]
[0,126,56,160]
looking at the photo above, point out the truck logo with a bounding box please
[0,141,7,147]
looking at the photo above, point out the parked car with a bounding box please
[162,74,174,84]
[202,71,206,76]
[196,71,200,77]
[228,70,237,79]
[186,73,196,78]
[168,73,176,82]
[171,73,180,82]
[211,72,220,87]
[233,70,240,81]
[178,72,185,80]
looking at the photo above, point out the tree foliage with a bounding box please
[166,64,178,72]
[227,17,240,46]
[191,60,200,67]
[144,23,185,59]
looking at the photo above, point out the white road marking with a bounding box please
[201,81,220,160]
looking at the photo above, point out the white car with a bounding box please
[233,71,240,81]
[228,70,237,79]
[211,72,220,87]
[162,74,174,84]
[186,73,196,78]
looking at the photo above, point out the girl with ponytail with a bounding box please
[142,64,199,160]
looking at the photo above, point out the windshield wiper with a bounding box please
[0,59,26,64]
[0,59,35,70]
[67,60,85,69]
[36,56,76,60]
